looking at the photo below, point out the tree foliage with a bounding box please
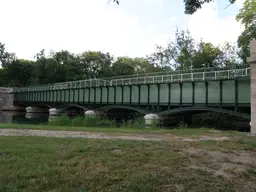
[111,0,236,14]
[236,0,256,60]
[0,43,16,68]
[0,28,241,87]
[183,0,236,14]
[148,28,241,71]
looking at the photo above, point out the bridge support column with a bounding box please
[49,108,63,116]
[84,110,103,118]
[144,114,160,128]
[25,106,48,113]
[247,38,256,134]
[84,110,96,117]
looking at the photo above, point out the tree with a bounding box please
[148,28,240,71]
[78,51,113,79]
[35,50,68,84]
[183,0,236,14]
[51,50,80,81]
[111,0,236,14]
[236,0,256,61]
[0,42,16,67]
[5,60,37,86]
[192,41,223,68]
[111,57,135,76]
[148,29,196,70]
[133,57,161,73]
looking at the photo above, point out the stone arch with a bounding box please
[159,107,250,120]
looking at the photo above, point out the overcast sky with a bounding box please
[0,0,245,60]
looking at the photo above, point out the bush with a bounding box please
[72,116,85,127]
[120,118,146,129]
[48,115,71,126]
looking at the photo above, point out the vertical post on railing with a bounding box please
[153,77,155,84]
[90,79,92,87]
[181,74,183,82]
[215,72,217,80]
[228,71,230,79]
[171,75,173,82]
[203,72,205,80]
[191,73,193,81]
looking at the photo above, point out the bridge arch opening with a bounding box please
[59,104,88,116]
[14,103,29,109]
[99,105,148,126]
[159,107,250,132]
[30,103,52,109]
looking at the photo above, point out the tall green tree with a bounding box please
[5,60,37,86]
[236,0,256,61]
[0,42,16,68]
[51,50,80,81]
[111,57,135,76]
[148,29,196,70]
[35,50,68,84]
[192,41,223,68]
[148,28,240,71]
[78,51,113,79]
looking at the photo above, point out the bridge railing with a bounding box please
[13,65,251,92]
[102,64,250,80]
[108,67,250,86]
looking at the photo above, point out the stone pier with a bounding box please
[25,107,48,113]
[144,114,160,128]
[49,108,63,116]
[0,87,24,111]
[247,38,256,134]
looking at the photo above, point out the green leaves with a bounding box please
[236,0,256,28]
[183,0,236,14]
[148,28,241,71]
[236,0,256,58]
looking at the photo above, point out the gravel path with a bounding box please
[0,128,234,142]
[0,129,163,141]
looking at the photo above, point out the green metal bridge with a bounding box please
[12,64,251,119]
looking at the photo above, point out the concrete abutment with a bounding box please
[247,38,256,134]
[0,88,24,111]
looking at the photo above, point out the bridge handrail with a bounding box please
[102,64,250,80]
[13,66,251,92]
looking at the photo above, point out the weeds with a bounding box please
[48,115,140,128]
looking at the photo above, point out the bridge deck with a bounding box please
[13,65,250,92]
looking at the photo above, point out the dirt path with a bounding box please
[0,129,163,141]
[0,128,232,142]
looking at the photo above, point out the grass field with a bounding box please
[0,135,255,192]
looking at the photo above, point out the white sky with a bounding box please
[0,0,245,60]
